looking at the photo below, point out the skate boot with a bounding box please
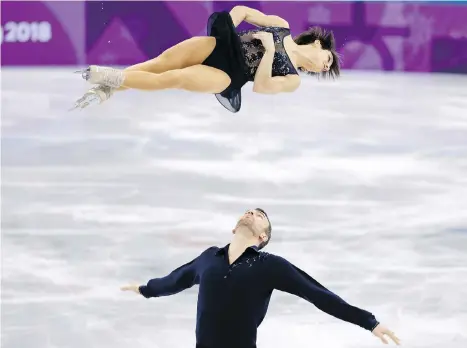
[70,85,115,111]
[75,65,125,88]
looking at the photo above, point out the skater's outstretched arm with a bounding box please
[271,257,402,345]
[138,257,199,298]
[121,252,204,298]
[270,255,379,331]
[229,5,289,28]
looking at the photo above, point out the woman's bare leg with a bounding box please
[117,36,217,91]
[72,37,223,109]
[121,65,231,94]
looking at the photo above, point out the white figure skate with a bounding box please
[75,65,125,88]
[70,85,114,111]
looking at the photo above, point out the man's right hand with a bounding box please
[120,284,141,294]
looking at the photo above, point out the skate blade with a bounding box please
[69,91,101,111]
[68,104,81,112]
[68,96,88,111]
[74,68,91,81]
[68,99,87,111]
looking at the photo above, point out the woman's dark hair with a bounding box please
[293,26,341,79]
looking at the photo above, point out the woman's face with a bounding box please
[301,40,333,73]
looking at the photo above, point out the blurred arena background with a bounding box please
[2,1,467,348]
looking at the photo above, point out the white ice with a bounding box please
[1,68,467,348]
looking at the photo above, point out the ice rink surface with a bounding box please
[2,68,467,348]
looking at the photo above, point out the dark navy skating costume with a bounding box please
[201,11,298,113]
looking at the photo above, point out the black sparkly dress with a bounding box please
[201,11,298,113]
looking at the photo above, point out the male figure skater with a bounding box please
[121,208,400,348]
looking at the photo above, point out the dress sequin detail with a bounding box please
[237,27,298,81]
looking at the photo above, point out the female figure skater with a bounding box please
[72,6,340,113]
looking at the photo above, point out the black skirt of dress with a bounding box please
[201,11,249,113]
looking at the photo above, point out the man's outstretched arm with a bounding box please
[121,251,204,298]
[270,255,400,345]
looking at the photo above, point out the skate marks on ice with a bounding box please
[2,69,467,348]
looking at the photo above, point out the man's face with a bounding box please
[235,209,269,238]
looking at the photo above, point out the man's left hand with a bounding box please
[372,323,401,345]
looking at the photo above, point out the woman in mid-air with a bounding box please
[72,5,340,113]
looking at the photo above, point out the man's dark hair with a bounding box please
[255,208,271,250]
[293,26,341,79]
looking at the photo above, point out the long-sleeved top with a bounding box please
[139,244,379,348]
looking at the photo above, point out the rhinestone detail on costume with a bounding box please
[237,27,298,81]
